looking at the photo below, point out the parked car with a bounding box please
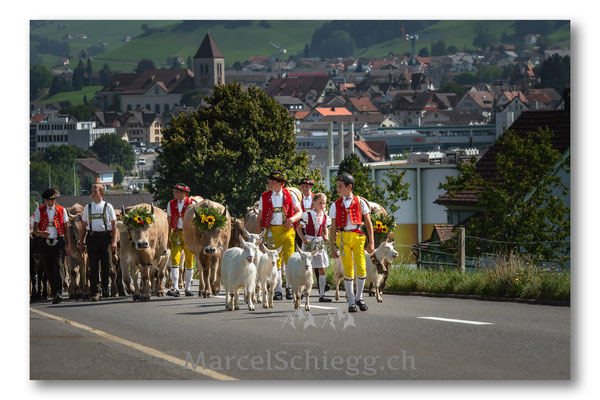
[138,158,146,165]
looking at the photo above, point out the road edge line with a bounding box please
[30,307,238,381]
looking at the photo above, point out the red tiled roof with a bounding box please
[315,107,353,117]
[433,224,456,242]
[354,140,388,162]
[349,97,378,112]
[525,92,553,105]
[77,158,115,173]
[100,69,194,95]
[30,114,47,124]
[295,110,310,120]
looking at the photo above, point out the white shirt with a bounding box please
[328,195,370,231]
[302,194,314,211]
[258,190,301,226]
[300,210,331,241]
[166,199,188,230]
[82,201,117,232]
[34,205,69,239]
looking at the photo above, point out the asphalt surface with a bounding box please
[30,282,570,380]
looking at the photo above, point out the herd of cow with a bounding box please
[29,189,399,310]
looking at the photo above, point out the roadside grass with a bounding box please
[325,255,570,302]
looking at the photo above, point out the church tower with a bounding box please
[193,33,225,89]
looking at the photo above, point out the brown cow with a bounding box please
[183,199,231,298]
[116,203,169,302]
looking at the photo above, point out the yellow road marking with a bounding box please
[30,307,238,380]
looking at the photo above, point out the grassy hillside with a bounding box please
[41,85,103,106]
[97,20,323,69]
[356,20,516,57]
[31,20,570,74]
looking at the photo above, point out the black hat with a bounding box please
[42,188,60,200]
[268,171,286,183]
[173,183,190,193]
[336,173,355,188]
[299,177,315,186]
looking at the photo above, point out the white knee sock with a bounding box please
[319,274,326,297]
[171,266,179,290]
[184,268,193,291]
[356,276,366,301]
[276,269,283,293]
[344,278,355,306]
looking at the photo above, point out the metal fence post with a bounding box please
[458,227,466,273]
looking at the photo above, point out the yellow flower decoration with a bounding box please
[146,217,152,224]
[134,216,142,223]
[382,226,389,234]
[375,221,383,227]
[206,216,216,224]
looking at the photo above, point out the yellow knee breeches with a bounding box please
[169,230,194,269]
[335,231,366,279]
[269,225,296,270]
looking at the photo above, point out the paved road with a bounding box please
[30,283,569,380]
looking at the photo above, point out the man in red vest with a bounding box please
[32,188,72,304]
[167,183,197,297]
[256,171,302,300]
[329,174,375,312]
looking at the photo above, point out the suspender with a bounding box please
[88,202,108,234]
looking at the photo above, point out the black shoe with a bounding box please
[324,283,331,292]
[285,287,293,300]
[348,304,358,312]
[274,291,283,300]
[185,289,193,297]
[52,294,62,304]
[356,299,368,311]
[319,296,332,303]
[172,289,180,297]
[101,289,110,298]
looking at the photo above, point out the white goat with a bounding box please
[334,239,398,302]
[286,245,318,311]
[221,236,258,311]
[256,244,282,308]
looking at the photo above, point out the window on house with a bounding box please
[155,104,160,113]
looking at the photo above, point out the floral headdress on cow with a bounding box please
[123,206,155,229]
[193,207,228,233]
[363,212,396,242]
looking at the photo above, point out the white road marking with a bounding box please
[309,305,338,310]
[30,308,237,380]
[418,317,494,325]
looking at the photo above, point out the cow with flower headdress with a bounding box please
[183,199,231,298]
[116,203,169,301]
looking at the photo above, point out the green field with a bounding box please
[41,85,103,106]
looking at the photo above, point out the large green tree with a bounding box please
[90,134,135,171]
[30,64,52,100]
[439,127,570,264]
[538,54,570,93]
[328,153,411,215]
[151,83,310,216]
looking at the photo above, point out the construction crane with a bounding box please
[269,41,287,58]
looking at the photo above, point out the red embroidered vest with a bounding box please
[305,211,327,237]
[335,196,363,229]
[169,197,193,230]
[300,193,314,212]
[261,189,294,229]
[39,204,65,236]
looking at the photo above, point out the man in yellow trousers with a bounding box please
[330,174,375,313]
[256,171,302,300]
[167,183,197,297]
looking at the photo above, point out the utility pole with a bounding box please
[458,227,466,274]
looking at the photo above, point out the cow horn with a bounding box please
[121,205,125,215]
[151,203,155,215]
[222,206,227,217]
